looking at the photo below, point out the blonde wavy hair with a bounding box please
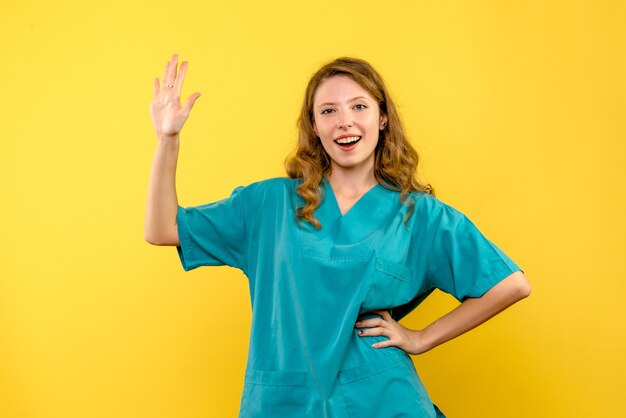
[284,57,434,229]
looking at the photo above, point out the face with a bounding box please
[312,75,388,174]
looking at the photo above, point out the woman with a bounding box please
[145,53,531,418]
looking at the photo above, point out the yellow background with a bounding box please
[1,1,624,417]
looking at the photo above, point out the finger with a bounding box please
[372,309,394,323]
[355,318,385,328]
[358,326,388,337]
[162,61,170,88]
[167,53,178,87]
[372,339,394,349]
[371,309,387,317]
[184,92,201,112]
[175,60,188,93]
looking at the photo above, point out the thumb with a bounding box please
[185,92,202,111]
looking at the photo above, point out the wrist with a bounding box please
[157,133,181,145]
[410,329,432,355]
[158,132,179,140]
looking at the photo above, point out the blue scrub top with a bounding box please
[175,177,522,418]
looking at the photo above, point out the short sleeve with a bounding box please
[176,186,248,272]
[427,202,522,303]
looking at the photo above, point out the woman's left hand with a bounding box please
[355,309,430,355]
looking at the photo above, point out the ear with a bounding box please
[313,120,318,136]
[379,114,389,130]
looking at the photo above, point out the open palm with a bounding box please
[150,54,201,139]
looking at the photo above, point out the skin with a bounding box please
[310,77,531,355]
[356,271,531,355]
[145,53,200,246]
[146,54,532,355]
[312,76,388,215]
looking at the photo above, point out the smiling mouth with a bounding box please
[334,136,361,148]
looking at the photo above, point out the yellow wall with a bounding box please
[1,1,624,417]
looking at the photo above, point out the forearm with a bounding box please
[144,135,181,245]
[419,271,531,352]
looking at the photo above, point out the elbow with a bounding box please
[144,231,160,245]
[144,226,180,246]
[144,227,165,246]
[514,271,531,299]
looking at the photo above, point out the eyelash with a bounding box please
[321,104,367,114]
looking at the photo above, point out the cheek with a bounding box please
[360,112,378,127]
[313,118,323,133]
[315,119,335,136]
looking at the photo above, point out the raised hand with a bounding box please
[150,53,202,140]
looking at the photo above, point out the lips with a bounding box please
[334,135,361,145]
[334,135,361,151]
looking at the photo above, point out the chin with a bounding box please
[332,156,374,170]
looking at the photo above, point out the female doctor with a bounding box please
[145,53,531,417]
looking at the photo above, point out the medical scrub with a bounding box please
[175,176,522,418]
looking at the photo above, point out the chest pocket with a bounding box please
[362,257,415,311]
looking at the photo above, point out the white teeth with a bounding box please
[335,136,361,144]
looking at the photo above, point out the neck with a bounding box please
[327,161,377,196]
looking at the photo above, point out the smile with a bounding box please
[334,136,361,145]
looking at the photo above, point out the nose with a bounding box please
[337,112,353,128]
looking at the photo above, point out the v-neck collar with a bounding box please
[321,177,383,219]
[298,177,400,259]
[321,177,396,249]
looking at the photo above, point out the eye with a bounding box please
[321,108,334,115]
[354,104,367,110]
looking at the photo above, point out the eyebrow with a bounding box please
[316,96,370,108]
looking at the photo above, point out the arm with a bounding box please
[416,270,531,353]
[144,53,201,246]
[144,136,181,245]
[356,271,531,355]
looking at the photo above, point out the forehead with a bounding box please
[313,75,374,105]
